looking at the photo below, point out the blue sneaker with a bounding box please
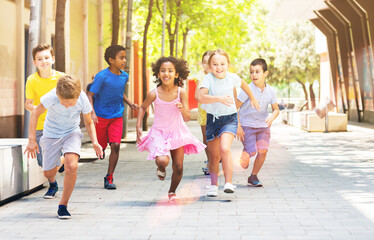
[248,175,263,187]
[104,174,117,189]
[57,205,71,219]
[44,182,58,199]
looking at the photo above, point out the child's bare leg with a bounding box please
[201,125,209,163]
[107,142,120,174]
[59,153,79,206]
[168,147,184,193]
[155,155,169,180]
[240,151,250,169]
[251,149,267,175]
[219,133,235,184]
[207,137,220,185]
[43,168,58,183]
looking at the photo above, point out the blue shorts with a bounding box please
[241,126,270,153]
[206,113,238,142]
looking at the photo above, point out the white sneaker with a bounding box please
[223,182,236,193]
[207,185,218,197]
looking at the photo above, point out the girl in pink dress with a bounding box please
[136,56,206,203]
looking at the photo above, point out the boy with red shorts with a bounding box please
[87,45,139,190]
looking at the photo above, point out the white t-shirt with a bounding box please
[200,72,241,118]
[41,88,92,138]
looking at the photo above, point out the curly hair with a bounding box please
[104,45,126,65]
[151,56,190,87]
[56,75,81,99]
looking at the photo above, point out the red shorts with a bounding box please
[95,116,123,150]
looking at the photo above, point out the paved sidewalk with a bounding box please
[0,120,374,240]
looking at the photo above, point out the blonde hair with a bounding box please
[56,75,81,99]
[208,49,230,65]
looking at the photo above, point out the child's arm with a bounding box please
[123,94,139,111]
[177,88,190,122]
[235,90,245,142]
[83,112,103,158]
[240,80,261,111]
[136,90,156,144]
[197,87,234,106]
[194,79,200,101]
[24,104,46,158]
[87,92,98,124]
[266,103,280,127]
[25,99,35,112]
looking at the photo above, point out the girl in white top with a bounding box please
[198,49,260,197]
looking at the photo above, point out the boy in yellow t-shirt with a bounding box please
[25,44,65,199]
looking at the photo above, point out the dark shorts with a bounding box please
[206,113,238,142]
[241,126,270,153]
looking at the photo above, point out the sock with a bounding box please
[50,181,58,188]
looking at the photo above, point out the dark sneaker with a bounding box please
[58,164,65,173]
[104,174,117,189]
[248,175,263,187]
[44,182,58,199]
[57,205,71,219]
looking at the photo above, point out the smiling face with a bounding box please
[158,61,178,86]
[209,54,229,79]
[109,50,127,71]
[33,49,55,71]
[250,64,268,88]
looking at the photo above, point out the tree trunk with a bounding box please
[309,81,316,109]
[296,79,309,110]
[111,0,120,45]
[181,29,188,59]
[142,0,154,131]
[55,0,66,72]
[122,0,133,138]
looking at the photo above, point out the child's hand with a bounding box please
[236,125,245,141]
[175,101,184,112]
[220,96,234,107]
[265,117,274,127]
[130,103,139,111]
[93,143,103,159]
[24,140,39,159]
[136,127,143,144]
[251,98,261,111]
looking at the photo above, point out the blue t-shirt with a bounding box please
[89,68,129,119]
[41,89,92,138]
[200,72,241,118]
[237,82,277,128]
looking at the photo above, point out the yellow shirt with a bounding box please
[25,70,64,130]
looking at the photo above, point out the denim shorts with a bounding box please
[206,113,238,142]
[241,126,270,153]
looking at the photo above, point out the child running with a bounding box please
[25,43,65,198]
[198,49,260,197]
[24,75,103,219]
[194,51,212,175]
[236,58,279,187]
[136,56,206,203]
[87,45,139,190]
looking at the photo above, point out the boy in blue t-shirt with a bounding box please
[87,45,139,190]
[236,58,280,187]
[25,75,103,219]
